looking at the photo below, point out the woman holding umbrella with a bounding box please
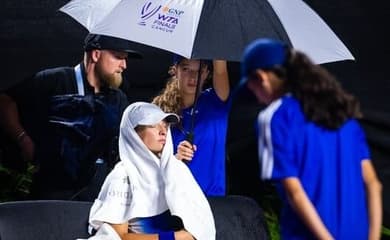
[152,57,230,196]
[240,38,382,239]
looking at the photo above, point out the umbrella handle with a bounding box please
[182,132,194,165]
[185,131,194,144]
[187,60,203,144]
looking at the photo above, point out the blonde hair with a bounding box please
[152,69,183,115]
[152,61,211,116]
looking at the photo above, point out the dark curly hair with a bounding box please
[271,49,362,129]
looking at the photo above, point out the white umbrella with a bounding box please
[60,0,354,64]
[268,0,354,63]
[60,0,204,59]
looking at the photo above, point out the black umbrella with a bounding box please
[192,0,291,61]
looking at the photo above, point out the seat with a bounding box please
[0,200,91,240]
[0,195,268,240]
[209,195,269,240]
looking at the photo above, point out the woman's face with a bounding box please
[175,59,209,96]
[136,121,169,155]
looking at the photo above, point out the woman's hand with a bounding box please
[175,140,197,161]
[174,230,195,240]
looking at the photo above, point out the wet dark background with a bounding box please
[0,0,389,229]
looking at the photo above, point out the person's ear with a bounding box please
[91,49,101,63]
[168,65,177,76]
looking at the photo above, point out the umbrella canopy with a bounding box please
[60,0,354,64]
[60,0,204,60]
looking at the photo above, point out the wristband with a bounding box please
[158,231,175,240]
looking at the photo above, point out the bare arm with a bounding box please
[361,159,382,240]
[212,60,230,101]
[110,222,194,240]
[0,94,34,161]
[282,177,334,240]
[0,94,25,140]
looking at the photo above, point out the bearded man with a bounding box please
[0,34,142,200]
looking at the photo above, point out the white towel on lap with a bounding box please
[77,223,121,240]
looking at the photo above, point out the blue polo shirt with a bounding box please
[172,88,231,196]
[257,95,370,239]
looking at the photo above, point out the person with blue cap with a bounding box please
[0,33,142,200]
[152,57,230,197]
[241,38,382,239]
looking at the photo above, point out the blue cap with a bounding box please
[240,38,287,86]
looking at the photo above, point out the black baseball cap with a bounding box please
[84,33,142,59]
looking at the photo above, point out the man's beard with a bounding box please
[96,67,123,89]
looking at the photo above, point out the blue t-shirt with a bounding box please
[257,95,370,239]
[172,88,231,196]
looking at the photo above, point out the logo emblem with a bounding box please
[139,2,161,25]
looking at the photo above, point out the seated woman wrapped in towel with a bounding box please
[86,102,215,240]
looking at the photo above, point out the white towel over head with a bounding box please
[89,102,215,240]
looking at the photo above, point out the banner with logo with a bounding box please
[61,0,204,58]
